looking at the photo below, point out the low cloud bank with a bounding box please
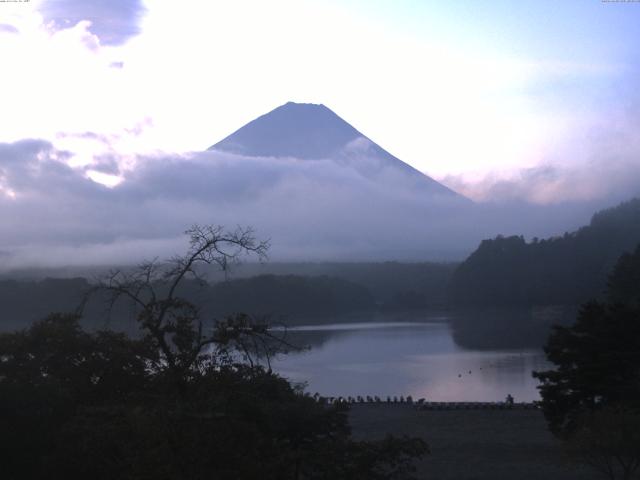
[0,139,636,270]
[440,92,640,207]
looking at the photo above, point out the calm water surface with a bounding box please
[271,318,549,402]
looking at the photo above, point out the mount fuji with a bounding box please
[208,102,467,201]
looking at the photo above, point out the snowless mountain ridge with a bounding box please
[208,101,466,200]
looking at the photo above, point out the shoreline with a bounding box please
[314,395,539,410]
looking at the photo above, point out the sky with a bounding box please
[1,1,639,192]
[1,0,640,266]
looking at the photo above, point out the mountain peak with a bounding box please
[209,101,362,159]
[283,101,327,109]
[208,101,469,200]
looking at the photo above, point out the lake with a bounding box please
[271,316,550,402]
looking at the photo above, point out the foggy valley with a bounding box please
[2,1,640,479]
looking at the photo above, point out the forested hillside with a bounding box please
[449,198,640,307]
[0,278,90,331]
[0,274,375,331]
[205,261,457,307]
[206,274,374,320]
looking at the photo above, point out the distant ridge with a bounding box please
[209,102,467,199]
[449,197,640,307]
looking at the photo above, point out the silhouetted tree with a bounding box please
[0,313,152,479]
[607,244,640,308]
[534,244,640,479]
[565,407,640,480]
[533,301,640,435]
[91,225,277,386]
[0,225,428,480]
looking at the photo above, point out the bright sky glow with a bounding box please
[1,0,639,199]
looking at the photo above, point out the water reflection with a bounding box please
[272,319,550,402]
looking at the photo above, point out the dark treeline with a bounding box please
[0,274,374,331]
[449,198,640,307]
[448,198,640,349]
[0,262,456,331]
[1,262,457,308]
[0,273,425,332]
[190,261,457,308]
[206,274,374,320]
[0,278,90,331]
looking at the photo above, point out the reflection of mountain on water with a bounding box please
[276,312,450,351]
[450,306,578,350]
[278,325,396,352]
[275,306,570,354]
[277,329,349,352]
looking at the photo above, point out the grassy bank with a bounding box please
[349,405,598,480]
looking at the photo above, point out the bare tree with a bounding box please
[88,224,294,390]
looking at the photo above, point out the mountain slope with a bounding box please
[210,102,360,159]
[209,101,465,199]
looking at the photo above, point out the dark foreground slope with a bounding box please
[350,405,597,480]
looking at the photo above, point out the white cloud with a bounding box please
[0,137,622,270]
[439,97,640,205]
[0,0,637,271]
[2,0,625,183]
